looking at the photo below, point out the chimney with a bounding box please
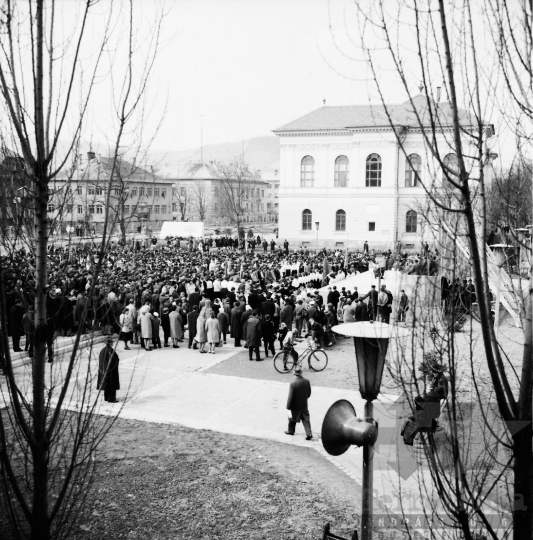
[87,151,95,161]
[436,87,441,102]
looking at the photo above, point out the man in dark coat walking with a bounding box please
[97,337,120,403]
[187,305,199,349]
[246,309,263,361]
[261,314,276,357]
[230,302,243,347]
[10,299,25,352]
[285,366,312,440]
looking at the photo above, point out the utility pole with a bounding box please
[200,114,204,164]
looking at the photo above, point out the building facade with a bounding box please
[52,152,173,235]
[164,160,269,228]
[258,159,280,223]
[273,96,489,250]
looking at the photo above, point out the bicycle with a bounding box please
[273,337,329,374]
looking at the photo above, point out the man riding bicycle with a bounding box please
[280,322,298,371]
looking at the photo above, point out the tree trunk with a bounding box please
[513,426,532,538]
[32,173,50,540]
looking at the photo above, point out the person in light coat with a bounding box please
[169,307,183,348]
[196,306,209,353]
[139,303,153,351]
[205,312,220,354]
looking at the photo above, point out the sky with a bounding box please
[3,0,520,167]
[123,0,517,165]
[144,0,376,153]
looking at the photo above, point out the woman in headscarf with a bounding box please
[196,302,210,353]
[119,307,133,350]
[205,311,220,354]
[139,302,153,351]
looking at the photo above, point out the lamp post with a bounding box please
[322,321,410,540]
[490,243,510,339]
[315,221,320,253]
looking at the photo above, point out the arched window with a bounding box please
[334,155,349,187]
[301,156,315,187]
[335,209,346,231]
[442,153,459,186]
[406,210,418,233]
[302,209,312,230]
[366,154,382,187]
[405,154,421,187]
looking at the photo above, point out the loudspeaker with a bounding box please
[321,399,378,456]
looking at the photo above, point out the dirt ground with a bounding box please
[70,418,361,540]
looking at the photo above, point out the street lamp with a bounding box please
[322,321,410,540]
[315,221,320,253]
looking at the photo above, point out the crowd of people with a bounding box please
[1,235,420,368]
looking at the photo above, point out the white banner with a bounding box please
[159,221,204,239]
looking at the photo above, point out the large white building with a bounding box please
[273,95,488,250]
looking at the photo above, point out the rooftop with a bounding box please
[273,95,480,133]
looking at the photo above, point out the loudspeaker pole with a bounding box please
[361,400,374,540]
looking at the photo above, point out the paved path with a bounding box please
[3,338,507,537]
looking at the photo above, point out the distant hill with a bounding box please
[149,135,280,179]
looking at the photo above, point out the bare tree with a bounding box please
[217,159,258,232]
[0,2,164,540]
[174,182,190,221]
[336,1,533,537]
[191,183,209,222]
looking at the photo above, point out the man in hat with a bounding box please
[285,366,312,440]
[97,337,120,403]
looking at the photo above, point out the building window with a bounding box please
[334,155,349,187]
[67,205,73,214]
[406,210,418,233]
[261,189,265,197]
[88,187,95,195]
[335,209,346,231]
[147,188,152,197]
[155,188,160,197]
[302,209,312,230]
[77,185,82,195]
[172,203,177,212]
[443,153,459,186]
[96,186,103,195]
[154,205,160,214]
[368,222,376,232]
[405,154,422,187]
[123,205,129,214]
[139,187,145,196]
[180,187,186,196]
[161,205,166,214]
[89,204,95,214]
[113,187,119,196]
[96,205,103,214]
[77,205,83,214]
[131,187,137,197]
[366,154,382,187]
[47,204,55,212]
[301,156,315,187]
[162,189,166,198]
